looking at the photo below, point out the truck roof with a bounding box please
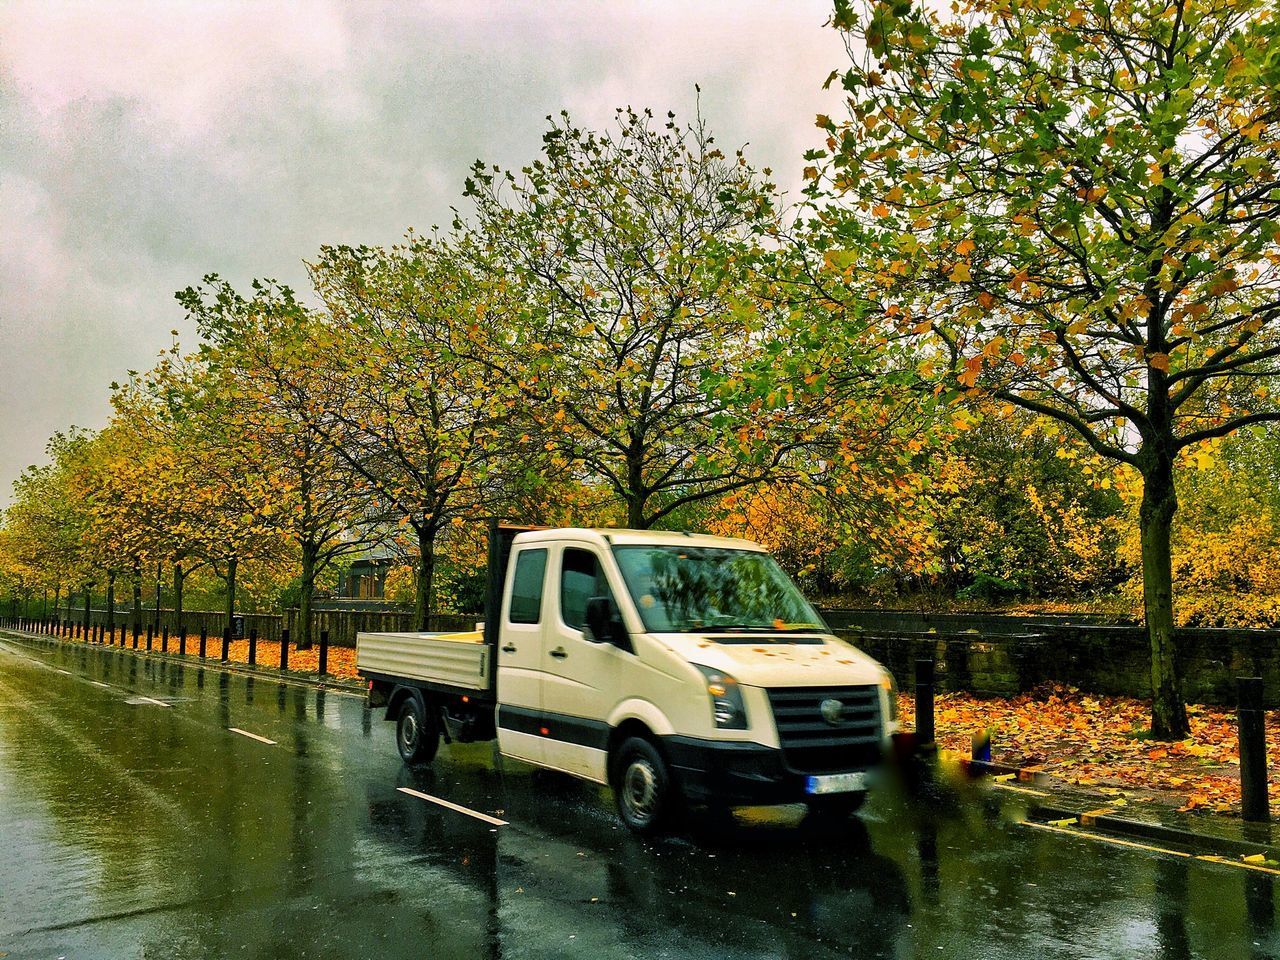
[511,526,767,552]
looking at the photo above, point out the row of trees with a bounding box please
[3,0,1279,737]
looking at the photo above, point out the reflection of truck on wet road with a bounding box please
[357,524,898,834]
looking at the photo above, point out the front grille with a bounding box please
[766,685,883,775]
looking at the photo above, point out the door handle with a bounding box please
[501,644,517,654]
[549,646,568,660]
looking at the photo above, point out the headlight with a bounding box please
[693,664,748,730]
[879,669,899,722]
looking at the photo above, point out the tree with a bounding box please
[307,236,528,628]
[465,108,800,528]
[814,0,1280,736]
[178,278,379,648]
[112,350,288,634]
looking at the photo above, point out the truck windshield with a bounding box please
[611,545,826,637]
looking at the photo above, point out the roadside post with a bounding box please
[161,625,168,653]
[248,627,257,666]
[146,624,153,651]
[318,630,329,677]
[179,627,187,657]
[132,624,140,649]
[1238,677,1270,823]
[915,658,936,752]
[221,627,231,663]
[972,728,992,764]
[199,626,207,659]
[279,628,289,671]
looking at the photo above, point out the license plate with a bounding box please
[805,771,867,795]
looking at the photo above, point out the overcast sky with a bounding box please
[0,1,845,502]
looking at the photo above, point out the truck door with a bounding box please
[540,545,630,782]
[495,545,548,765]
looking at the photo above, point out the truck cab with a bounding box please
[359,527,898,834]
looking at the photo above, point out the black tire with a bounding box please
[396,696,439,765]
[612,736,677,835]
[805,791,867,819]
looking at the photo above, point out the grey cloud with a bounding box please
[0,1,842,502]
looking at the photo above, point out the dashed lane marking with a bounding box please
[90,681,110,688]
[134,696,171,708]
[228,728,276,745]
[396,786,508,827]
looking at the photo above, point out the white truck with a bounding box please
[358,524,898,834]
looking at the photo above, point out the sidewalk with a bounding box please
[0,626,364,693]
[903,683,1280,817]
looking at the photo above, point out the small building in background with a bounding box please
[336,545,398,600]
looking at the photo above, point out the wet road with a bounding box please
[0,634,1277,960]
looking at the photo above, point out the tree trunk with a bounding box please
[106,572,115,636]
[297,541,317,650]
[626,445,648,529]
[53,585,60,626]
[132,556,143,635]
[1140,449,1189,740]
[154,561,163,631]
[223,556,238,635]
[173,562,184,634]
[413,526,437,631]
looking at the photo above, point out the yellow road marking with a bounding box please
[993,781,1050,797]
[1021,820,1191,857]
[1197,855,1280,875]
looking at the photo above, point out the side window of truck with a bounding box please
[508,549,548,624]
[560,548,613,631]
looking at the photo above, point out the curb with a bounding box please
[0,630,366,696]
[949,753,1280,861]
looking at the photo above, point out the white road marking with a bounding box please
[56,669,72,675]
[228,727,276,745]
[396,786,508,826]
[134,696,171,708]
[90,681,110,688]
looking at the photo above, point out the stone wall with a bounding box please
[839,622,1280,707]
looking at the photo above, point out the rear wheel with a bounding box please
[613,737,677,835]
[396,696,439,765]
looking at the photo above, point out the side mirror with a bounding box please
[584,595,627,647]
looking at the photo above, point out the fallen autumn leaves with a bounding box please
[899,683,1280,815]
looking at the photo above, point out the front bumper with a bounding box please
[663,735,883,806]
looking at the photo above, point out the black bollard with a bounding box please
[146,624,153,651]
[1239,677,1270,822]
[221,627,230,662]
[248,627,257,666]
[132,624,140,649]
[161,625,169,653]
[915,659,936,750]
[279,628,290,672]
[318,629,329,676]
[199,625,208,659]
[179,627,187,657]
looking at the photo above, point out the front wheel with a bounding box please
[612,737,678,835]
[396,697,439,765]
